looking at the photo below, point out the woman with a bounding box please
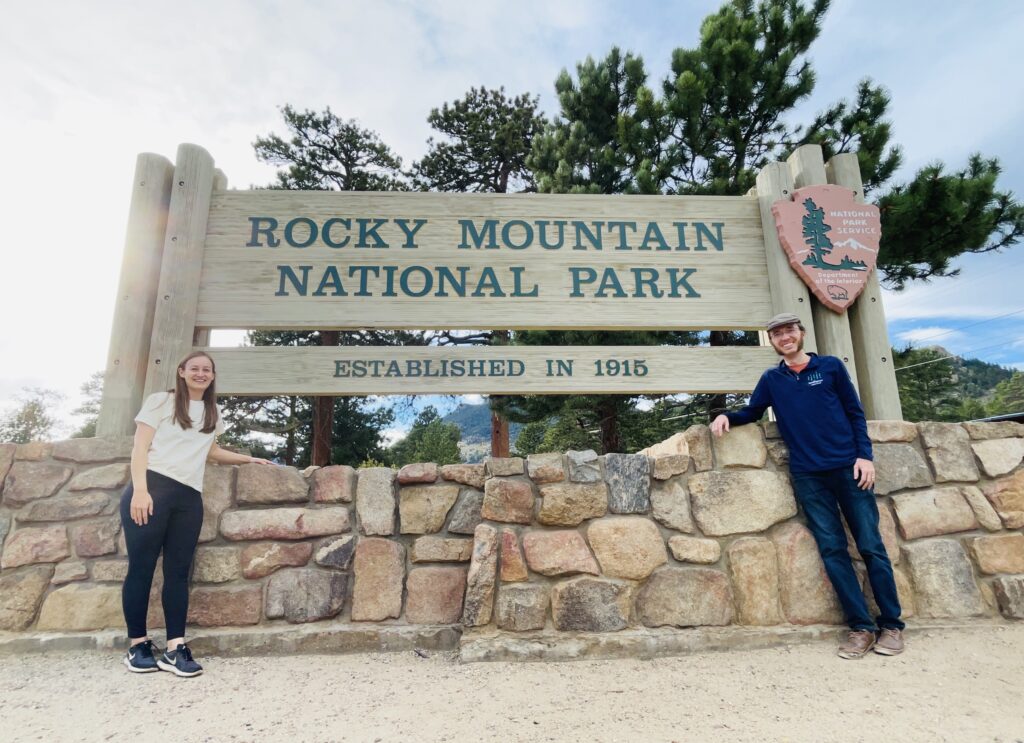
[121,351,271,677]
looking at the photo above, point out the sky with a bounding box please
[1,0,1023,438]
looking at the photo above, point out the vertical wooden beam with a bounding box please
[754,162,818,351]
[192,170,225,349]
[786,145,859,389]
[827,154,903,419]
[144,144,216,395]
[96,153,175,436]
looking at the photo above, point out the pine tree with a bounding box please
[989,373,1024,416]
[801,197,834,268]
[0,389,62,444]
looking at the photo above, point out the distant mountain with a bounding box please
[926,346,1015,399]
[443,403,523,446]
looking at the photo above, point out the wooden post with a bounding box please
[826,154,903,419]
[312,330,339,466]
[192,170,225,349]
[490,330,511,457]
[754,162,818,351]
[96,153,174,436]
[786,145,859,389]
[144,144,216,395]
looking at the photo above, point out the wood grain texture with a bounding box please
[195,191,772,330]
[202,345,779,396]
[97,153,174,436]
[827,153,903,419]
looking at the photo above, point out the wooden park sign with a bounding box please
[95,143,903,437]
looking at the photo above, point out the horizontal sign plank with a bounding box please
[204,345,779,396]
[196,191,772,330]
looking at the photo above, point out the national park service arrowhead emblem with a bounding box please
[771,184,881,313]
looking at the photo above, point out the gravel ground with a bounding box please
[2,624,1023,743]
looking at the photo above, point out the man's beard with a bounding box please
[771,334,804,356]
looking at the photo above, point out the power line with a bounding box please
[898,307,1024,346]
[894,337,1023,372]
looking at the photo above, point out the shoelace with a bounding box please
[175,644,195,663]
[880,629,900,639]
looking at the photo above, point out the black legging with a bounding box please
[120,470,203,639]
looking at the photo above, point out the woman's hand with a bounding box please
[130,490,154,526]
[248,456,274,465]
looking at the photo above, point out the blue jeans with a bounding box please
[791,467,904,632]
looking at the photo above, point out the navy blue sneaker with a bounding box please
[156,643,204,677]
[123,639,159,673]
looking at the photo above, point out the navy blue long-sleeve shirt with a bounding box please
[725,353,872,474]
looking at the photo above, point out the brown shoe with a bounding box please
[874,628,905,656]
[837,630,876,659]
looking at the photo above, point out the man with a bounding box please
[710,313,904,659]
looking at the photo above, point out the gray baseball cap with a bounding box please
[766,313,803,332]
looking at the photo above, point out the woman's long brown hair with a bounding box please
[170,351,219,433]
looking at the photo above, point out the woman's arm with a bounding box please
[207,443,273,466]
[129,423,156,525]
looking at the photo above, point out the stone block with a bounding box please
[902,539,985,618]
[187,585,263,626]
[406,566,467,624]
[651,454,690,480]
[728,537,782,625]
[867,420,918,443]
[526,453,565,484]
[2,462,73,507]
[551,576,632,632]
[767,441,790,467]
[972,438,1024,478]
[20,492,115,522]
[499,529,528,582]
[439,463,486,489]
[1,525,70,568]
[496,583,549,631]
[193,546,242,583]
[668,535,721,564]
[486,457,524,476]
[963,421,1024,440]
[199,465,235,543]
[891,487,977,540]
[961,486,1003,531]
[640,431,690,458]
[587,516,667,580]
[688,470,796,536]
[447,488,484,534]
[482,478,534,524]
[311,465,356,503]
[0,443,16,484]
[762,421,781,439]
[684,425,713,472]
[983,469,1024,528]
[713,424,767,468]
[52,437,133,463]
[873,443,933,495]
[237,464,309,504]
[220,507,349,541]
[0,565,53,630]
[522,530,599,577]
[604,453,651,514]
[462,524,498,626]
[971,534,1024,575]
[70,516,120,558]
[537,481,607,526]
[36,583,123,630]
[399,484,460,534]
[410,536,473,563]
[356,467,397,536]
[52,560,88,585]
[397,462,439,484]
[15,442,53,461]
[565,450,601,483]
[351,538,405,621]
[315,535,357,570]
[91,559,129,582]
[68,464,130,492]
[650,476,695,533]
[266,568,347,623]
[637,567,734,627]
[241,542,313,578]
[772,522,844,625]
[992,576,1024,619]
[918,422,980,483]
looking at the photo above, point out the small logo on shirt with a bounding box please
[806,371,824,386]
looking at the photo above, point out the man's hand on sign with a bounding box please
[853,458,876,490]
[710,415,730,437]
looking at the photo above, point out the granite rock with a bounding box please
[650,476,695,533]
[356,467,397,536]
[522,530,599,577]
[311,465,356,503]
[668,535,721,564]
[241,542,313,578]
[481,478,535,524]
[688,470,796,536]
[727,537,782,625]
[351,538,405,621]
[551,577,632,632]
[496,583,549,631]
[637,567,734,627]
[0,565,54,630]
[462,524,498,627]
[537,481,607,526]
[587,517,667,580]
[604,453,651,514]
[266,568,347,623]
[447,488,484,535]
[902,539,985,618]
[405,566,467,624]
[399,484,460,534]
[873,443,933,495]
[565,450,601,483]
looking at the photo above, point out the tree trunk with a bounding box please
[598,398,622,453]
[285,396,298,466]
[312,331,339,466]
[708,331,729,420]
[490,330,511,457]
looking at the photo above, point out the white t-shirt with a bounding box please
[134,392,225,492]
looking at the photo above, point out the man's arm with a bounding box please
[711,374,771,436]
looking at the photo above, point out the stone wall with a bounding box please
[2,420,1023,640]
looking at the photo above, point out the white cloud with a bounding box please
[896,327,963,345]
[380,426,410,446]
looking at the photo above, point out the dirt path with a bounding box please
[2,625,1023,742]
